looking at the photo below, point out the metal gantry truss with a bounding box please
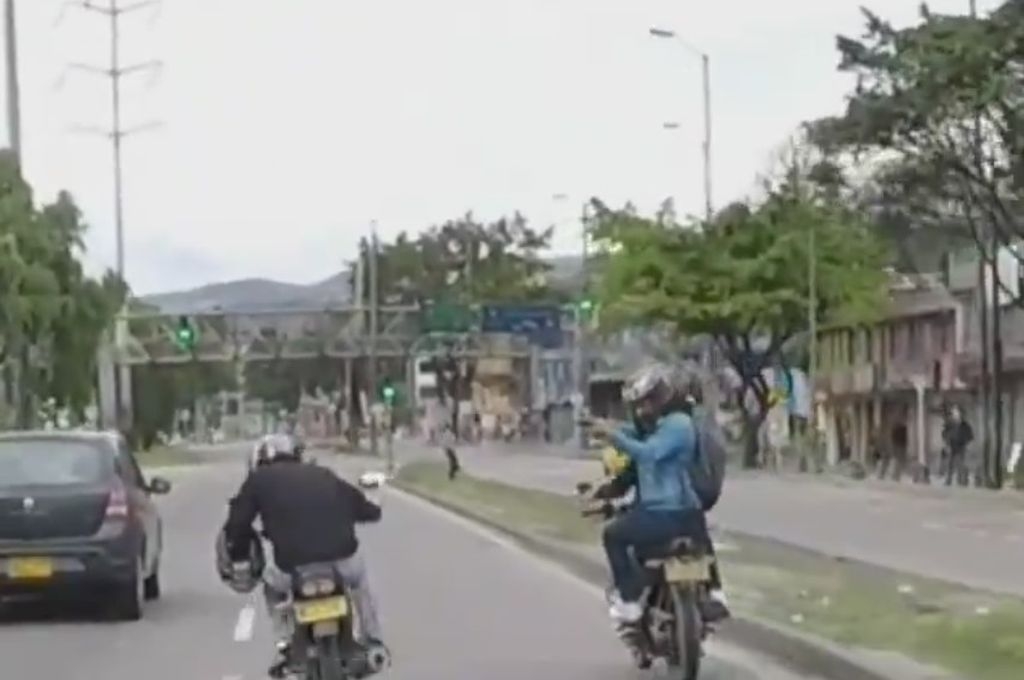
[119,305,580,365]
[120,306,420,365]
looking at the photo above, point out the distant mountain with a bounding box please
[141,257,584,314]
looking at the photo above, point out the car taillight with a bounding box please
[106,479,129,518]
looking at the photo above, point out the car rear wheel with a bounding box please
[111,557,144,621]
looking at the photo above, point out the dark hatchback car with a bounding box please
[0,431,171,620]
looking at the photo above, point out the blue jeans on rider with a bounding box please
[603,506,711,602]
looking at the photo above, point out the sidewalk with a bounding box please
[398,439,1024,596]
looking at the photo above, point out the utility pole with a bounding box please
[700,53,712,223]
[649,27,713,223]
[573,202,590,448]
[965,0,993,486]
[5,0,21,158]
[367,224,380,457]
[4,0,24,426]
[65,0,162,429]
[808,223,817,440]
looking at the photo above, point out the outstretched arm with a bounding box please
[610,416,694,465]
[224,475,259,560]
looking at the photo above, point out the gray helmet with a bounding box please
[622,363,675,414]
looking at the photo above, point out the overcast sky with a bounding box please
[3,0,1001,295]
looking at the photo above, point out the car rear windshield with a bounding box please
[0,439,111,487]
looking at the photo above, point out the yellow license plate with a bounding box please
[9,557,54,580]
[294,596,348,624]
[664,557,712,583]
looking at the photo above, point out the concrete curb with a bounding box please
[394,479,895,680]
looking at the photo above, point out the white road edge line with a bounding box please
[384,487,815,679]
[233,604,256,642]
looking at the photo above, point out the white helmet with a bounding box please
[249,434,301,471]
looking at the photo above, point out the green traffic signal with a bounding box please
[381,383,396,404]
[175,316,196,350]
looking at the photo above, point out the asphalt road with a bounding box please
[411,440,1024,596]
[0,447,818,680]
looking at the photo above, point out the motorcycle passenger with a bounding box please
[590,365,711,624]
[221,434,387,674]
[593,388,729,622]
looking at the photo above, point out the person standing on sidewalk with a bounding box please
[942,405,973,487]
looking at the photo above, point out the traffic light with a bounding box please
[174,316,197,350]
[577,297,596,321]
[381,380,396,406]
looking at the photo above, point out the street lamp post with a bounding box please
[649,27,713,223]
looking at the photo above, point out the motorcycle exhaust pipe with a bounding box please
[365,644,391,673]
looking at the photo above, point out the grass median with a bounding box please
[395,460,1024,680]
[136,445,207,468]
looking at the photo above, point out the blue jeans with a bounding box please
[602,506,710,602]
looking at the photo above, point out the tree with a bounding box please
[362,212,557,305]
[37,194,126,420]
[593,188,887,466]
[807,1,1024,292]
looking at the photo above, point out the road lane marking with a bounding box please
[233,605,256,642]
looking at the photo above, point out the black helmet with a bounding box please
[668,361,704,413]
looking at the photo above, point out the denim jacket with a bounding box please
[609,412,699,511]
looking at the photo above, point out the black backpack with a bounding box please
[687,408,728,511]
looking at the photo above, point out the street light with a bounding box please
[649,26,713,224]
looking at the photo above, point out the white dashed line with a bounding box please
[233,605,256,642]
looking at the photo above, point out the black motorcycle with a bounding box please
[577,482,714,680]
[276,562,388,680]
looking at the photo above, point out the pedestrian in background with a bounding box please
[440,421,460,480]
[942,405,973,487]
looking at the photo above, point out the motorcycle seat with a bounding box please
[640,537,701,564]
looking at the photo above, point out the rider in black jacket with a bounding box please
[222,434,387,674]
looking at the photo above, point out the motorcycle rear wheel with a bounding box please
[307,635,346,680]
[668,584,702,680]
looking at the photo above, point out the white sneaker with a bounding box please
[609,594,644,623]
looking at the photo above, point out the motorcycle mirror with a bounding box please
[575,481,593,496]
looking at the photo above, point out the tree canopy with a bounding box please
[593,175,888,465]
[808,1,1024,283]
[0,153,125,427]
[359,212,560,306]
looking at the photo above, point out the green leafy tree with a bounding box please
[808,1,1024,290]
[593,187,887,466]
[36,194,126,420]
[360,212,556,306]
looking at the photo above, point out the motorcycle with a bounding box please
[576,481,714,680]
[270,562,388,680]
